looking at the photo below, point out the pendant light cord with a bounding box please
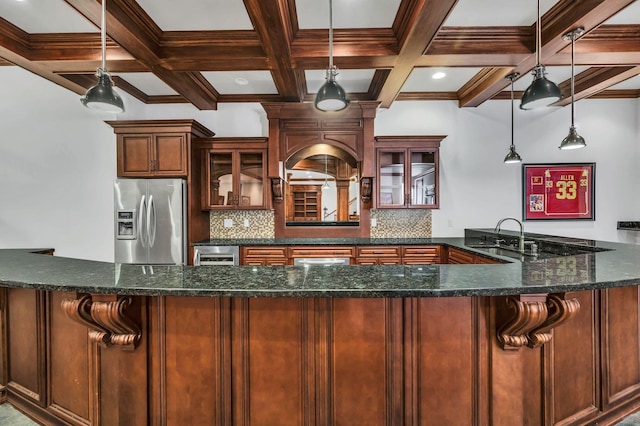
[328,0,334,71]
[100,0,107,72]
[510,77,515,147]
[570,33,575,126]
[536,0,541,65]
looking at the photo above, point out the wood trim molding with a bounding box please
[61,293,141,350]
[497,293,580,350]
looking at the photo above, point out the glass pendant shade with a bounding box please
[520,65,562,110]
[315,70,349,112]
[81,69,125,113]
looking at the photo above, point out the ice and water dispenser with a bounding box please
[116,210,136,240]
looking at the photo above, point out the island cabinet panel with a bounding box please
[150,296,231,426]
[601,286,640,409]
[6,288,46,407]
[231,298,307,425]
[548,290,600,425]
[406,297,480,425]
[48,291,92,425]
[330,298,403,425]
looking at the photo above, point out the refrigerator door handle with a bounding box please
[138,195,147,248]
[148,195,157,247]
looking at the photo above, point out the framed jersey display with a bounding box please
[522,163,595,221]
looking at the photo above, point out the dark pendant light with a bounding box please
[81,0,125,113]
[520,0,561,110]
[504,73,522,164]
[315,0,349,112]
[559,27,586,150]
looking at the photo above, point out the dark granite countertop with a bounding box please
[1,232,640,298]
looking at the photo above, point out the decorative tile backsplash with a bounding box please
[370,209,432,238]
[209,209,431,239]
[209,210,275,239]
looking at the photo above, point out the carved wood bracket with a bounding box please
[497,293,580,350]
[271,177,284,203]
[61,293,141,351]
[360,177,372,204]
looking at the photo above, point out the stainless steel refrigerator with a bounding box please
[114,178,187,265]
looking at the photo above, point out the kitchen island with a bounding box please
[1,232,640,425]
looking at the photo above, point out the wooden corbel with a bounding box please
[271,177,284,203]
[497,293,580,350]
[360,177,372,203]
[61,293,141,351]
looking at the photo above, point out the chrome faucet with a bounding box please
[494,217,525,253]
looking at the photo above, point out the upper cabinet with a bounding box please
[375,136,444,209]
[107,120,215,178]
[198,138,268,210]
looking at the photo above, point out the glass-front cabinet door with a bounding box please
[375,136,441,209]
[205,149,266,209]
[378,151,406,207]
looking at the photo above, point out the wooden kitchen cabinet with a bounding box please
[241,247,289,266]
[401,246,442,264]
[375,136,443,209]
[108,120,214,178]
[355,246,402,265]
[288,185,322,221]
[199,138,268,210]
[288,246,355,263]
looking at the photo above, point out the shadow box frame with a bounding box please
[522,162,596,221]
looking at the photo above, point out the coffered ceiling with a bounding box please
[1,0,639,110]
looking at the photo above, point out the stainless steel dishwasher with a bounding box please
[293,257,351,266]
[193,246,239,266]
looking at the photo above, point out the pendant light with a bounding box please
[322,155,330,189]
[314,0,349,112]
[504,73,522,164]
[80,0,125,113]
[520,0,561,110]
[559,27,586,150]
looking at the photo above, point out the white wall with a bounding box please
[1,66,638,263]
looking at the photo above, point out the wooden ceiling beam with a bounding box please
[63,0,219,110]
[457,0,636,107]
[242,0,304,101]
[554,66,640,106]
[376,0,459,108]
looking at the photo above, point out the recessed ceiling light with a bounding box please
[234,77,249,86]
[432,71,446,80]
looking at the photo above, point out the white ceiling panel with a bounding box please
[607,74,640,90]
[444,0,559,26]
[136,0,253,31]
[201,71,278,94]
[605,1,640,24]
[295,0,401,29]
[402,67,483,92]
[0,0,97,33]
[305,69,376,94]
[117,73,178,96]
